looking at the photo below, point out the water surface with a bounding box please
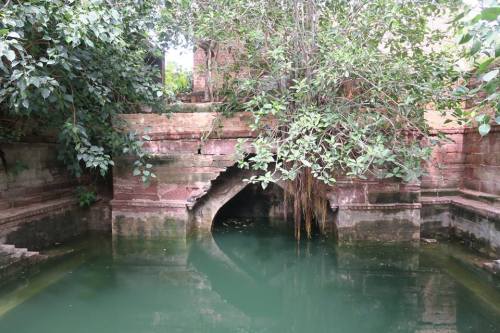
[0,221,500,333]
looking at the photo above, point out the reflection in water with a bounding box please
[0,223,499,333]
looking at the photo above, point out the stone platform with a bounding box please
[422,189,500,256]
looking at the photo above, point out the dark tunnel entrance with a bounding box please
[212,182,291,232]
[211,181,337,238]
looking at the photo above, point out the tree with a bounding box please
[453,2,499,136]
[164,0,459,237]
[0,0,167,180]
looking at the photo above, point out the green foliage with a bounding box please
[123,131,157,184]
[167,0,459,185]
[75,186,97,208]
[453,1,500,136]
[0,0,168,179]
[164,62,192,95]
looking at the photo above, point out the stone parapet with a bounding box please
[119,111,256,140]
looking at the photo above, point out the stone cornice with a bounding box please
[335,203,421,211]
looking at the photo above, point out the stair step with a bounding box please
[23,251,38,258]
[459,189,500,204]
[9,189,74,208]
[0,200,10,210]
[0,244,41,266]
[0,244,15,251]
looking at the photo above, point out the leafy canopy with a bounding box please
[165,0,459,186]
[0,0,167,180]
[453,1,500,136]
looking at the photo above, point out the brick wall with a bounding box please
[0,142,76,208]
[422,125,500,196]
[192,45,237,101]
[462,126,500,195]
[422,129,465,190]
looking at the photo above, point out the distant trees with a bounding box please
[164,62,192,96]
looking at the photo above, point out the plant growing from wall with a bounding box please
[75,185,97,208]
[0,0,169,181]
[164,0,460,238]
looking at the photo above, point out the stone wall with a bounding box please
[113,111,422,242]
[329,180,421,242]
[422,129,465,191]
[421,124,500,256]
[463,126,500,195]
[422,125,500,195]
[112,112,254,238]
[192,46,234,101]
[0,142,75,209]
[421,196,500,256]
[0,141,111,250]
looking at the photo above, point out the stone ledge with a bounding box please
[429,125,500,135]
[459,188,500,203]
[111,199,188,209]
[119,112,259,140]
[421,196,452,205]
[337,203,422,211]
[0,197,77,229]
[421,187,460,197]
[422,189,500,217]
[450,196,500,219]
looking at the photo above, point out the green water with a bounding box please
[1,222,500,333]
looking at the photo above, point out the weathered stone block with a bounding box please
[336,206,420,242]
[112,214,187,239]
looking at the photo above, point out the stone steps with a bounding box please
[2,188,74,209]
[421,196,500,216]
[0,196,78,231]
[459,188,500,205]
[421,189,500,208]
[0,243,44,283]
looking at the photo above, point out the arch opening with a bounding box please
[189,165,338,238]
[212,182,291,231]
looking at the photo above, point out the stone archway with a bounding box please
[188,166,290,231]
[188,165,338,235]
[211,181,287,228]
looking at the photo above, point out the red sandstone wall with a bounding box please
[113,111,422,240]
[112,112,257,231]
[193,47,205,94]
[422,130,465,190]
[192,45,237,102]
[422,125,500,196]
[0,142,76,209]
[462,125,500,195]
[192,46,234,97]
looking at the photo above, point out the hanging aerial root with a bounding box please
[284,167,330,240]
